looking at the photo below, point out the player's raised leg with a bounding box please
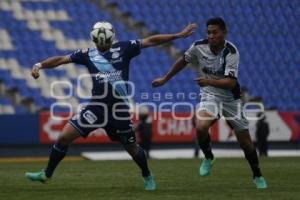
[235,130,267,189]
[195,110,217,176]
[25,123,81,183]
[124,143,156,191]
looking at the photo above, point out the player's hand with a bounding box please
[31,63,41,79]
[194,77,210,87]
[177,23,198,38]
[152,77,167,87]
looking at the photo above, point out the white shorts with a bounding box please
[197,98,249,132]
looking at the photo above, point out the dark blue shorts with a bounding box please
[68,102,136,145]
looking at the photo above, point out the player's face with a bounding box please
[207,25,226,47]
[97,43,112,52]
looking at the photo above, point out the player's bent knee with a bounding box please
[195,118,215,135]
[196,124,210,135]
[57,124,81,146]
[57,135,71,146]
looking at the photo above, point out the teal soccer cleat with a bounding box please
[25,171,49,183]
[199,158,215,176]
[254,176,267,189]
[143,175,156,191]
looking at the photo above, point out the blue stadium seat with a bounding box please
[0,0,298,113]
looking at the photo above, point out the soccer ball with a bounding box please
[90,21,115,48]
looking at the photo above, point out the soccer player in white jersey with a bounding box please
[152,17,267,189]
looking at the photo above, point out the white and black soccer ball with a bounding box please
[90,21,115,48]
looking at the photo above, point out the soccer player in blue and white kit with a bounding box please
[152,18,267,189]
[25,21,197,191]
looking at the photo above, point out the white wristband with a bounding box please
[34,62,42,69]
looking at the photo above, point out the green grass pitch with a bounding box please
[0,157,299,200]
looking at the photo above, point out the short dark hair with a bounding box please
[206,17,227,31]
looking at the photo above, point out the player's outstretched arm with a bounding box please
[152,56,188,87]
[141,23,197,48]
[31,55,71,79]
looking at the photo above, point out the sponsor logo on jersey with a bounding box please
[116,128,132,134]
[203,67,223,75]
[95,70,123,83]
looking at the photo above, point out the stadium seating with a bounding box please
[0,0,198,114]
[0,0,298,114]
[107,0,300,111]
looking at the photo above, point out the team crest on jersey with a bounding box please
[108,47,122,62]
[83,110,97,124]
[111,51,120,59]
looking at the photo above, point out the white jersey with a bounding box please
[184,39,241,101]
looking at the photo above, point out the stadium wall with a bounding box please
[0,111,299,145]
[0,114,39,144]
